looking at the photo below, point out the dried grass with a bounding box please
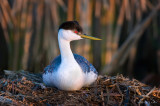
[0,70,159,105]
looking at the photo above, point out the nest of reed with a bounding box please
[0,70,159,105]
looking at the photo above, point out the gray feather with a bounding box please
[44,54,98,74]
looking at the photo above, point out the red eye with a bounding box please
[74,30,78,33]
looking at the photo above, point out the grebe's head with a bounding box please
[58,21,101,41]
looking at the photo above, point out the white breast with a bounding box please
[43,60,85,91]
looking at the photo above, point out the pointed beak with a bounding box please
[79,34,102,40]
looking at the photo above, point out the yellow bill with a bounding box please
[79,34,102,40]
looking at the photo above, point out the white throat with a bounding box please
[58,33,75,62]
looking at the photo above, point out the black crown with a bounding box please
[59,21,83,33]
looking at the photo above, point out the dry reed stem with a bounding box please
[101,2,160,75]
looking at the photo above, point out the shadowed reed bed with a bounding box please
[0,70,159,105]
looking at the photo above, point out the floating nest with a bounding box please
[0,70,160,105]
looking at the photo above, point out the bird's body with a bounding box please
[43,21,101,91]
[43,54,97,90]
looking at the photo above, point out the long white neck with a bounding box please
[58,37,75,62]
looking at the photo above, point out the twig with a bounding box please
[124,86,129,105]
[138,87,156,105]
[106,87,110,105]
[115,84,123,105]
